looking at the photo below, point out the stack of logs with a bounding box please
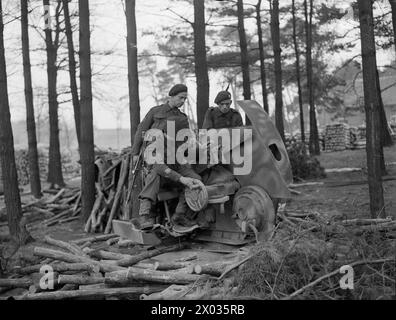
[0,187,82,233]
[324,123,352,152]
[0,235,239,300]
[84,150,138,234]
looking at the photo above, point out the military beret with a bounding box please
[214,91,232,104]
[168,84,188,97]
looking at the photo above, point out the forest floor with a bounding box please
[0,145,395,299]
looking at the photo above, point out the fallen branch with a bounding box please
[71,234,119,245]
[116,243,187,267]
[43,236,88,257]
[284,257,395,300]
[46,188,66,204]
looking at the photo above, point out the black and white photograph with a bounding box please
[0,0,395,305]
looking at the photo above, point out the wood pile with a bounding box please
[350,125,366,149]
[84,148,138,234]
[13,149,81,186]
[0,187,82,230]
[0,235,238,300]
[324,123,352,152]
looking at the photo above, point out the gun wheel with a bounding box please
[233,186,275,240]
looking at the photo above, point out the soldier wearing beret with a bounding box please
[202,91,243,129]
[131,84,202,229]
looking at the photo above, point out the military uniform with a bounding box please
[131,102,201,205]
[202,107,243,129]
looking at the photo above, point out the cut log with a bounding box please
[89,189,104,229]
[46,204,72,211]
[105,267,207,285]
[57,274,104,286]
[84,215,92,233]
[193,262,230,277]
[78,283,106,291]
[153,261,192,271]
[58,216,80,224]
[33,247,125,273]
[15,262,100,275]
[175,254,197,262]
[71,234,119,245]
[72,192,81,214]
[14,286,167,300]
[140,284,192,300]
[116,243,187,267]
[60,192,80,205]
[59,284,79,291]
[106,236,120,246]
[46,188,66,204]
[0,278,32,289]
[117,239,135,248]
[44,209,73,226]
[87,249,130,261]
[105,156,129,234]
[71,208,81,217]
[44,236,88,257]
[341,218,393,226]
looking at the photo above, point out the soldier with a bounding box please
[131,84,202,230]
[202,90,243,129]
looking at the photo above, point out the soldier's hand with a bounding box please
[180,177,202,190]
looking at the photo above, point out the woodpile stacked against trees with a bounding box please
[84,148,137,234]
[0,187,82,230]
[324,123,353,152]
[13,149,80,186]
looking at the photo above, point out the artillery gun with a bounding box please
[112,100,292,245]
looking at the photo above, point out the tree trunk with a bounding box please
[304,0,320,155]
[390,0,396,57]
[292,0,305,147]
[0,1,31,244]
[375,70,393,149]
[21,0,42,198]
[270,0,285,140]
[79,0,96,220]
[63,0,81,149]
[358,0,385,218]
[256,0,269,113]
[43,0,64,187]
[237,0,252,125]
[125,0,140,143]
[193,0,210,128]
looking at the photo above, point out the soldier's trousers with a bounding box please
[139,164,201,212]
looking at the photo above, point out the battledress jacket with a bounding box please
[131,103,196,182]
[201,107,243,129]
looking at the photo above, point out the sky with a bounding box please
[2,0,395,132]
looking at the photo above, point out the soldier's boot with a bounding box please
[134,199,155,230]
[171,194,196,227]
